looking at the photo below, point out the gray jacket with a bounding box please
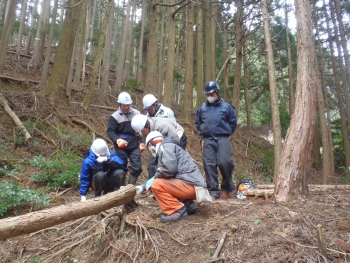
[154,139,206,187]
[148,117,184,141]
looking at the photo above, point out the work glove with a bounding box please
[146,177,155,191]
[81,195,87,202]
[96,156,108,163]
[135,184,146,194]
[117,139,128,148]
[139,143,146,152]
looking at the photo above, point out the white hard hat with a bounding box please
[117,92,133,104]
[143,94,157,109]
[91,138,109,157]
[131,114,148,132]
[145,131,163,147]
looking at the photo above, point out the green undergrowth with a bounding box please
[0,181,50,217]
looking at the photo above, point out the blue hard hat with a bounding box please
[204,81,220,94]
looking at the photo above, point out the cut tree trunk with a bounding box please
[0,185,136,241]
[246,184,350,197]
[0,94,32,141]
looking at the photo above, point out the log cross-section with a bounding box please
[0,185,136,241]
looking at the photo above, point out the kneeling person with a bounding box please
[136,131,206,223]
[79,138,127,201]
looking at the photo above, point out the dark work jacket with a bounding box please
[107,107,140,150]
[195,97,237,140]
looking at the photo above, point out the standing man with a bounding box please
[135,131,208,223]
[195,81,237,200]
[107,92,141,185]
[79,138,127,201]
[142,94,176,122]
[131,114,187,178]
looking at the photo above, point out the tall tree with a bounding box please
[15,0,28,60]
[163,0,176,107]
[136,0,146,83]
[114,0,132,90]
[261,0,282,182]
[182,1,194,122]
[25,0,39,55]
[82,0,113,110]
[196,0,204,107]
[122,1,135,84]
[275,0,318,201]
[143,0,159,95]
[100,3,114,105]
[285,4,295,115]
[204,0,212,81]
[44,0,82,106]
[38,0,58,89]
[232,0,243,115]
[0,0,16,74]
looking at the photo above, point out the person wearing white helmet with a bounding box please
[106,92,142,185]
[135,131,208,223]
[142,94,176,122]
[79,138,127,201]
[131,114,187,179]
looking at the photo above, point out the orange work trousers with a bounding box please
[151,178,196,215]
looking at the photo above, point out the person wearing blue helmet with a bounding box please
[195,81,237,200]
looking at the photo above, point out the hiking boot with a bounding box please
[220,190,229,199]
[182,200,198,214]
[160,206,188,223]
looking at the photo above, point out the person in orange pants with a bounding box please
[135,131,208,223]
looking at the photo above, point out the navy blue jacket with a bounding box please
[79,150,125,195]
[195,98,237,139]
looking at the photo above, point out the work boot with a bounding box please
[160,206,188,223]
[220,190,229,200]
[182,200,198,215]
[127,175,138,185]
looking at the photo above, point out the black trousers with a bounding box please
[202,137,235,198]
[114,147,142,177]
[92,169,126,196]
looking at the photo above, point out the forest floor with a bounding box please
[0,51,350,263]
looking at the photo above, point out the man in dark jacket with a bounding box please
[195,81,237,200]
[79,138,127,201]
[136,131,208,223]
[106,92,141,185]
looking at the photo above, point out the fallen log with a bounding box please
[0,74,39,84]
[0,184,135,241]
[0,93,32,141]
[246,184,350,197]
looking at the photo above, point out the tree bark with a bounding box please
[38,0,58,90]
[285,4,295,115]
[0,185,136,241]
[275,0,318,202]
[114,0,132,90]
[100,3,114,105]
[136,0,146,83]
[163,0,176,107]
[122,0,135,85]
[15,0,28,60]
[157,6,166,101]
[82,0,113,110]
[232,0,243,115]
[243,44,252,130]
[0,0,16,74]
[25,0,39,55]
[204,0,212,81]
[261,0,282,183]
[44,0,81,107]
[143,0,159,95]
[181,1,194,123]
[196,0,204,108]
